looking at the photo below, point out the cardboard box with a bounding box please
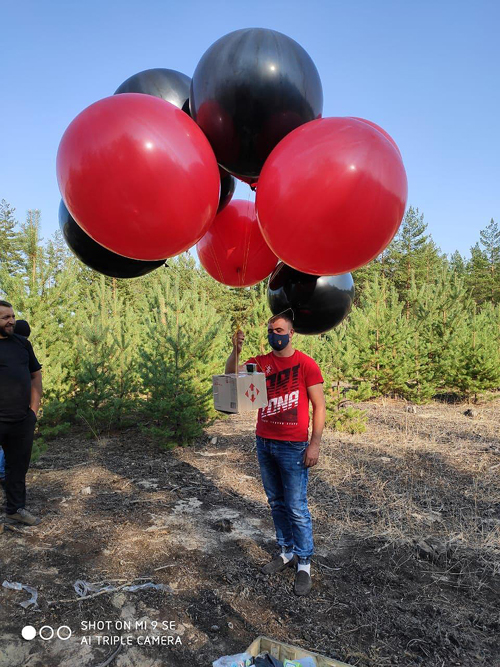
[246,636,352,667]
[212,373,268,413]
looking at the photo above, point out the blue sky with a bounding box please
[1,0,498,258]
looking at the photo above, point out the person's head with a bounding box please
[267,312,294,352]
[14,319,31,338]
[0,300,15,338]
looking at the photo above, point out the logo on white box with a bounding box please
[245,383,260,403]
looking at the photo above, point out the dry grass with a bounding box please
[198,399,500,561]
[1,398,499,666]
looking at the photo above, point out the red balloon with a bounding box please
[57,94,220,261]
[256,117,407,275]
[197,199,277,287]
[350,117,402,156]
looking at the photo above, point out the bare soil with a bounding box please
[1,398,499,667]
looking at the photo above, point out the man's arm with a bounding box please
[304,383,326,467]
[30,370,42,416]
[225,330,248,374]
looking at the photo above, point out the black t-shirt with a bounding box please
[0,334,42,422]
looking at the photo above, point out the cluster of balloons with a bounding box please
[57,28,407,334]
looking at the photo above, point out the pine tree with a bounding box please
[0,199,22,272]
[403,275,438,402]
[74,322,121,431]
[111,293,142,414]
[390,207,428,285]
[308,323,368,432]
[0,221,83,449]
[442,303,500,399]
[410,270,471,395]
[45,229,72,280]
[352,255,385,303]
[388,207,445,315]
[17,210,42,291]
[0,224,81,402]
[243,281,272,357]
[71,277,139,433]
[348,276,411,396]
[466,219,500,306]
[466,243,490,304]
[4,197,500,446]
[449,250,467,277]
[138,270,227,447]
[191,260,273,361]
[477,218,500,303]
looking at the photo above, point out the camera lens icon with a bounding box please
[22,625,72,641]
[57,626,72,640]
[39,626,54,640]
[21,626,36,641]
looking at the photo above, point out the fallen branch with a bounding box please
[3,523,25,534]
[49,581,134,604]
[49,579,172,604]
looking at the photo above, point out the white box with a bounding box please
[212,373,268,413]
[246,636,352,667]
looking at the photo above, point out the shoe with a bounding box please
[294,569,312,596]
[0,478,5,491]
[5,508,41,526]
[261,553,298,575]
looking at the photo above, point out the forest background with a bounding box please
[1,199,499,456]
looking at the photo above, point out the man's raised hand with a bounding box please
[233,330,245,353]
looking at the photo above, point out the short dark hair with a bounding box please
[0,300,13,309]
[268,311,294,329]
[15,320,31,338]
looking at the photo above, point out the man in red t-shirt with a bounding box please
[225,313,325,596]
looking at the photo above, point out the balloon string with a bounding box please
[235,329,239,376]
[234,186,254,375]
[241,188,253,287]
[210,241,225,284]
[235,286,244,377]
[241,215,251,289]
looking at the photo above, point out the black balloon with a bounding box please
[190,28,323,180]
[115,68,191,111]
[268,263,355,335]
[14,320,31,338]
[217,167,236,213]
[58,201,166,279]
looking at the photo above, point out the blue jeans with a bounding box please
[0,447,4,478]
[256,436,313,563]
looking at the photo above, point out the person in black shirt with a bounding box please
[0,300,42,525]
[0,319,32,482]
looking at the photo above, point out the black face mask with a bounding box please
[268,331,290,351]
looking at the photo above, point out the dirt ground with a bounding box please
[1,398,499,667]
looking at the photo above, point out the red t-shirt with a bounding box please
[246,350,324,442]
